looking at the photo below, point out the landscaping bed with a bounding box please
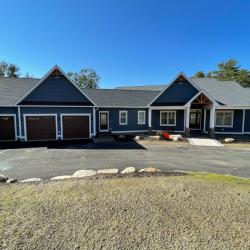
[0,173,249,249]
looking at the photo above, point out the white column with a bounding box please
[148,108,152,128]
[209,106,215,129]
[17,106,22,139]
[203,109,206,132]
[93,107,96,136]
[185,106,190,129]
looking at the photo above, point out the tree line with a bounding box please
[194,59,250,87]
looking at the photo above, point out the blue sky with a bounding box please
[0,0,250,88]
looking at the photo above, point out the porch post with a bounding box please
[93,107,96,136]
[185,106,190,136]
[209,106,215,137]
[148,107,152,133]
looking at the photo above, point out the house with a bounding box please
[0,65,250,142]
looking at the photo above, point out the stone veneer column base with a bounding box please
[184,128,190,137]
[208,128,215,138]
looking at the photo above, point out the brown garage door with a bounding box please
[26,116,56,141]
[62,115,90,139]
[0,116,16,141]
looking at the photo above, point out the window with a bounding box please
[119,111,128,125]
[160,111,176,126]
[215,111,233,127]
[138,111,146,125]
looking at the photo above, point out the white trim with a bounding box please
[184,90,218,107]
[112,130,148,133]
[17,106,22,138]
[99,111,109,132]
[150,106,184,110]
[15,65,98,107]
[215,110,234,128]
[215,132,244,135]
[60,113,91,140]
[93,108,96,136]
[0,114,17,141]
[23,113,58,141]
[242,109,245,134]
[203,109,206,132]
[152,130,185,133]
[18,105,95,108]
[215,106,250,110]
[138,110,146,125]
[98,106,147,108]
[160,110,176,126]
[148,107,152,127]
[147,72,201,107]
[210,106,215,129]
[119,110,128,125]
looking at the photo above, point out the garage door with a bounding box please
[0,116,16,141]
[62,115,90,139]
[26,116,56,141]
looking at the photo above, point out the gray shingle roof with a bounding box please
[0,77,39,106]
[191,78,250,106]
[116,85,166,91]
[83,89,160,107]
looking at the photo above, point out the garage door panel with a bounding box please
[26,116,56,141]
[62,116,90,139]
[0,116,16,141]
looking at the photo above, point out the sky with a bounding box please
[0,0,250,88]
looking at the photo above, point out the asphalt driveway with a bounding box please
[0,140,250,180]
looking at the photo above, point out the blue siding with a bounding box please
[151,110,184,131]
[20,75,93,105]
[20,107,94,138]
[97,108,148,132]
[244,110,250,132]
[151,79,198,106]
[0,107,19,137]
[215,110,243,133]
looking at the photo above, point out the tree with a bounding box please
[68,68,100,89]
[7,64,20,78]
[0,61,8,77]
[24,72,33,78]
[194,71,205,78]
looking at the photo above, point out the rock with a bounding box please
[72,170,97,178]
[0,174,8,183]
[20,178,42,183]
[139,167,162,173]
[134,136,141,141]
[170,134,183,142]
[98,169,119,174]
[51,175,72,180]
[6,178,17,183]
[224,138,235,143]
[121,167,136,174]
[148,135,160,140]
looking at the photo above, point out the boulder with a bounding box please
[51,175,72,180]
[121,167,136,174]
[72,170,97,178]
[224,138,235,143]
[6,178,17,183]
[170,134,183,142]
[0,174,8,183]
[134,136,141,141]
[20,178,42,183]
[139,167,162,173]
[98,168,119,174]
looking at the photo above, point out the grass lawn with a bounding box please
[0,173,250,250]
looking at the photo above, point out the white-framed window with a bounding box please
[119,110,128,125]
[160,111,176,126]
[215,111,234,127]
[138,111,146,125]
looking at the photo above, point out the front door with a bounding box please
[99,112,109,131]
[189,110,201,130]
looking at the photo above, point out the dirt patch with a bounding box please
[0,174,250,249]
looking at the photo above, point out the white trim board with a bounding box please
[60,113,91,140]
[137,110,146,125]
[112,130,148,133]
[15,65,98,107]
[23,113,58,141]
[160,110,176,126]
[119,110,128,125]
[99,111,109,132]
[0,114,17,141]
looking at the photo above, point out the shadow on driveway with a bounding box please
[0,138,146,150]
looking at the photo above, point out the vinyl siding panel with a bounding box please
[151,79,198,106]
[20,75,93,105]
[151,110,184,131]
[97,108,148,133]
